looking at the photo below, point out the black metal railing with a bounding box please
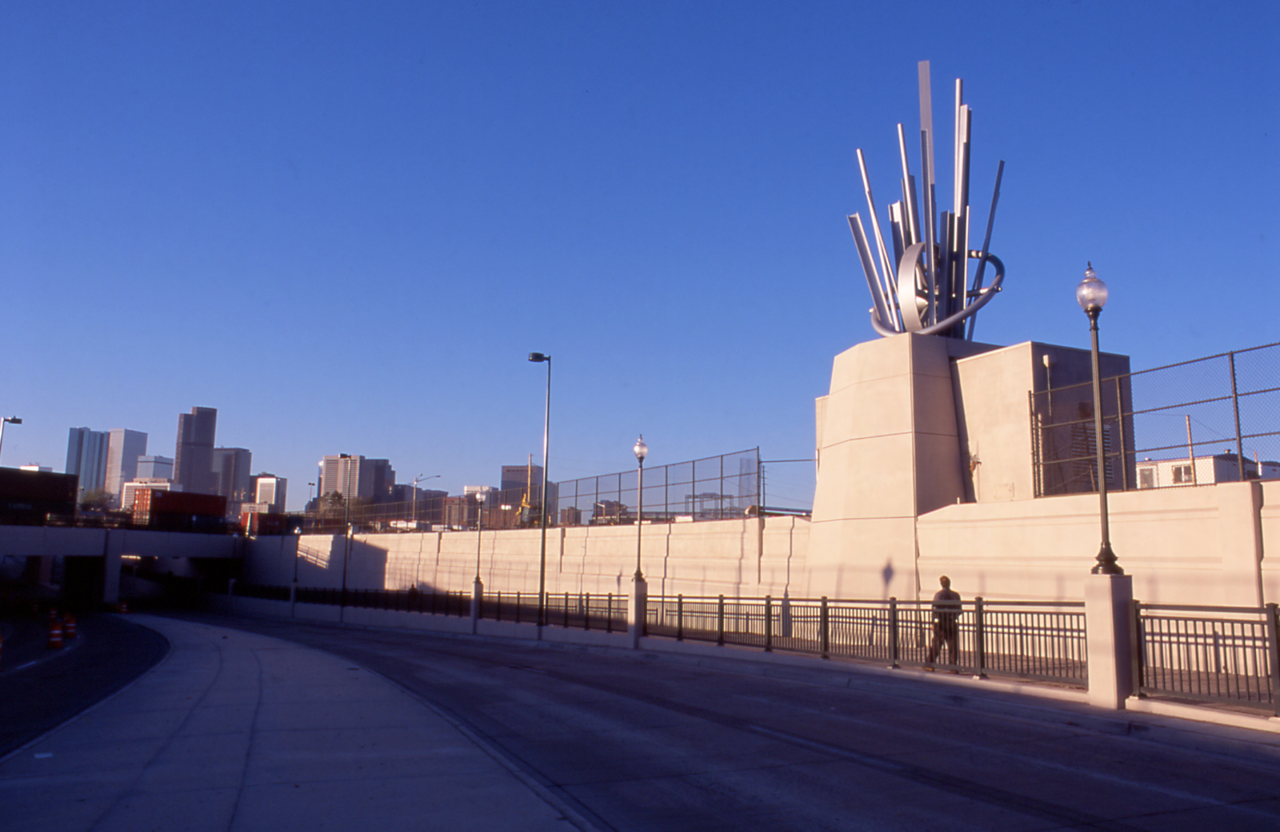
[1133,602,1280,714]
[292,586,471,617]
[536,591,627,632]
[646,595,1088,686]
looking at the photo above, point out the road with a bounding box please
[165,613,1280,832]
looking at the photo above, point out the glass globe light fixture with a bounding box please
[1076,262,1108,312]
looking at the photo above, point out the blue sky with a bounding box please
[2,2,1276,510]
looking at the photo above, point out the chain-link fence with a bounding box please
[555,448,761,526]
[1031,341,1280,495]
[301,448,774,532]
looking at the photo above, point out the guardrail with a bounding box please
[1132,602,1280,714]
[646,595,1088,687]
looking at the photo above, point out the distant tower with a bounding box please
[318,454,396,502]
[252,474,288,514]
[136,455,174,480]
[212,447,253,503]
[105,429,148,501]
[66,427,109,500]
[174,407,218,494]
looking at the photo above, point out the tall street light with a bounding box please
[1077,263,1122,576]
[633,435,648,580]
[474,491,486,581]
[528,352,551,629]
[340,453,354,618]
[0,416,22,465]
[413,473,441,527]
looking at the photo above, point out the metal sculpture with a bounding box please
[850,62,1005,340]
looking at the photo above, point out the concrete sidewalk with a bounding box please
[0,615,580,832]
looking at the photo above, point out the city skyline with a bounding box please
[2,3,1275,510]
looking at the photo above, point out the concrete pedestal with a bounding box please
[471,579,483,634]
[628,576,647,649]
[1084,573,1134,709]
[809,335,990,598]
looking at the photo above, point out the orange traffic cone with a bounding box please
[118,602,129,614]
[62,614,77,640]
[47,618,64,650]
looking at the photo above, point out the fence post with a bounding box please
[1229,351,1246,481]
[889,597,900,668]
[1266,603,1280,717]
[676,595,684,641]
[764,595,773,652]
[584,592,591,631]
[1113,377,1129,491]
[1129,599,1144,698]
[564,592,570,628]
[606,593,613,634]
[717,594,725,646]
[973,597,986,678]
[820,597,830,659]
[515,591,521,624]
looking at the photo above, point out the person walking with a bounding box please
[925,575,961,670]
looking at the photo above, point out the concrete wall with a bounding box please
[1260,480,1280,603]
[0,526,238,560]
[918,480,1266,606]
[244,514,810,600]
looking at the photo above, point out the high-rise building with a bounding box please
[105,429,148,500]
[318,455,397,502]
[252,474,288,514]
[66,427,109,500]
[500,462,558,519]
[174,407,217,494]
[212,447,253,502]
[136,455,174,480]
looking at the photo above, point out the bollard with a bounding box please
[47,618,64,650]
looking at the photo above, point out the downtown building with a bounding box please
[174,407,218,495]
[105,429,148,501]
[251,474,288,514]
[66,427,109,501]
[318,455,396,503]
[67,426,149,505]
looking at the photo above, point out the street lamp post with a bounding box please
[472,491,486,630]
[633,435,647,579]
[340,454,354,619]
[528,352,551,630]
[629,436,649,649]
[474,492,485,580]
[413,474,441,527]
[0,416,22,465]
[1077,263,1122,576]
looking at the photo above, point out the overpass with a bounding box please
[0,525,240,607]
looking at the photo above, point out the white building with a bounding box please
[121,478,180,510]
[253,474,288,514]
[105,429,148,502]
[1136,452,1276,489]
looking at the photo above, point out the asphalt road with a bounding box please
[0,613,169,755]
[151,613,1280,832]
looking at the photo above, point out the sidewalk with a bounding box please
[0,615,581,832]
